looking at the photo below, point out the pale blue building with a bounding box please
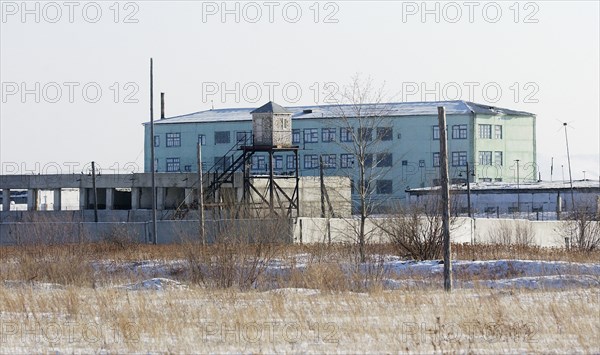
[144,100,536,209]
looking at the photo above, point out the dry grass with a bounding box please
[0,238,599,352]
[0,285,597,353]
[1,242,599,290]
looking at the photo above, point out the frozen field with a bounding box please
[1,251,599,353]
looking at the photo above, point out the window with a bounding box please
[402,160,408,166]
[166,133,181,147]
[286,155,296,170]
[304,128,318,143]
[419,159,425,168]
[358,127,373,142]
[433,153,440,167]
[321,128,336,142]
[340,127,353,142]
[376,153,392,167]
[494,151,503,166]
[494,125,503,139]
[478,124,492,139]
[184,165,192,172]
[198,134,206,145]
[376,180,393,194]
[341,154,354,168]
[292,129,301,144]
[304,154,319,169]
[236,131,251,145]
[214,156,232,170]
[432,126,440,140]
[166,157,180,172]
[321,154,336,169]
[479,151,492,165]
[377,127,393,141]
[252,155,266,171]
[215,131,230,144]
[274,156,283,170]
[452,125,467,139]
[451,151,467,166]
[364,153,373,168]
[154,135,160,147]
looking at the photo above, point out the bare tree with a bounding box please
[327,75,396,262]
[559,197,600,251]
[377,194,461,260]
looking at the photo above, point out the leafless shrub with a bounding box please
[377,196,460,260]
[183,217,289,289]
[559,198,600,251]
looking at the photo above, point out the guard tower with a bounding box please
[200,101,300,218]
[241,101,299,217]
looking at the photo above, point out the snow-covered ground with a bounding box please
[1,257,598,353]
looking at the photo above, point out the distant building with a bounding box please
[144,100,536,208]
[406,180,600,217]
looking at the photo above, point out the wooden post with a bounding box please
[320,155,326,218]
[91,161,98,223]
[198,143,206,245]
[437,106,452,292]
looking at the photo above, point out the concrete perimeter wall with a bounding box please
[294,217,579,248]
[0,216,588,248]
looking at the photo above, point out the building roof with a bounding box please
[250,101,291,114]
[406,180,600,195]
[146,100,535,125]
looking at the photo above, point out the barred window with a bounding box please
[358,127,373,142]
[321,128,336,142]
[478,124,492,139]
[376,153,392,167]
[452,125,467,139]
[494,125,503,139]
[166,133,181,147]
[433,153,440,167]
[432,126,440,140]
[479,151,492,166]
[341,154,354,168]
[494,151,503,166]
[304,128,318,143]
[304,155,319,169]
[377,127,393,141]
[166,157,180,172]
[215,131,230,144]
[451,151,467,167]
[376,180,393,194]
[321,154,336,169]
[340,127,353,142]
[286,155,297,170]
[292,129,301,144]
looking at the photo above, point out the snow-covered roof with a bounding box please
[250,101,291,114]
[146,100,535,125]
[407,180,600,194]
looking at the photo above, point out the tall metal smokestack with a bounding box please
[160,92,165,119]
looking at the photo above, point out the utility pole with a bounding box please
[320,155,326,218]
[91,161,98,223]
[197,143,206,245]
[437,106,452,292]
[563,123,575,210]
[515,159,520,212]
[150,58,158,245]
[465,161,472,218]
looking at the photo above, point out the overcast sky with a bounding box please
[1,1,598,181]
